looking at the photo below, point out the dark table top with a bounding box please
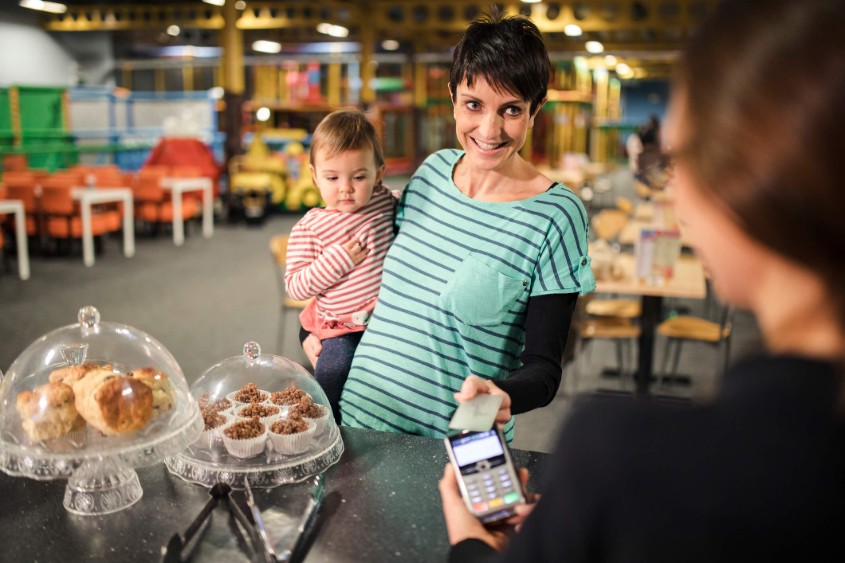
[0,427,547,562]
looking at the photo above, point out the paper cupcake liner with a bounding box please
[301,407,331,436]
[195,413,231,449]
[268,419,315,455]
[221,422,268,459]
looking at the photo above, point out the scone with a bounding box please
[48,361,112,386]
[130,367,175,416]
[72,370,153,436]
[16,382,86,442]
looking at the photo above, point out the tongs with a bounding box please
[245,473,326,563]
[161,482,242,563]
[162,475,325,563]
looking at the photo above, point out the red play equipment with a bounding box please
[143,138,222,198]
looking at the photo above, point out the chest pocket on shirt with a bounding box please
[440,253,525,327]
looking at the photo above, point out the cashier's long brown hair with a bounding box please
[673,0,845,331]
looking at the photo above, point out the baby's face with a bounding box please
[310,148,385,213]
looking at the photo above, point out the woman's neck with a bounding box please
[752,259,845,361]
[453,155,545,202]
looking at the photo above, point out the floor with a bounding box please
[0,171,762,454]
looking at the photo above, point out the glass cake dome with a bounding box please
[0,306,202,515]
[165,341,343,489]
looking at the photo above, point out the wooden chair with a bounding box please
[269,234,313,356]
[615,195,634,215]
[591,208,629,242]
[657,306,736,387]
[568,295,641,394]
[588,203,641,326]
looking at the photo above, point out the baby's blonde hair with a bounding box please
[309,109,385,168]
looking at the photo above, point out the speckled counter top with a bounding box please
[0,427,547,562]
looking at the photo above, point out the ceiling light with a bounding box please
[564,24,582,37]
[252,40,282,54]
[585,41,604,54]
[166,25,180,37]
[316,23,349,38]
[235,0,246,9]
[520,0,541,3]
[202,0,225,6]
[604,55,617,67]
[19,0,67,14]
[615,63,634,79]
[381,39,400,51]
[256,107,271,122]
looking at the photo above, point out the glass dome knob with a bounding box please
[78,306,101,328]
[243,341,261,361]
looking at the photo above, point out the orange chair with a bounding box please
[133,167,199,230]
[2,154,28,172]
[89,166,129,230]
[91,165,124,188]
[3,171,43,236]
[0,183,6,251]
[41,176,119,242]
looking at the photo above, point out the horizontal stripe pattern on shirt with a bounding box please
[341,149,594,439]
[285,185,397,320]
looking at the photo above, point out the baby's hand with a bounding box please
[341,239,369,265]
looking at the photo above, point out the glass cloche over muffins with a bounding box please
[0,306,202,515]
[165,341,344,488]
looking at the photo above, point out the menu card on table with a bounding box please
[635,228,682,285]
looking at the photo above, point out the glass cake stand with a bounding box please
[165,342,343,489]
[0,306,203,515]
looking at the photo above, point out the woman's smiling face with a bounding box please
[452,76,539,173]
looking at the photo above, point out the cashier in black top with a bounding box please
[439,0,845,561]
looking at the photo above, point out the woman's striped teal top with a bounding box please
[339,149,595,439]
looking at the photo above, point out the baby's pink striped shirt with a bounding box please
[284,184,398,331]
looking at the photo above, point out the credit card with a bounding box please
[448,394,504,432]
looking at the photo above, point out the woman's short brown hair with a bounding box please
[309,109,385,168]
[674,0,845,326]
[450,8,549,115]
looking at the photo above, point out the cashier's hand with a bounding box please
[454,375,512,424]
[439,464,510,551]
[341,239,369,265]
[303,333,322,369]
[504,469,539,532]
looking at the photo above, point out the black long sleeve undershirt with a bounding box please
[497,292,578,415]
[301,293,578,415]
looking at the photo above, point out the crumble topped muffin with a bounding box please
[288,396,325,420]
[270,418,309,435]
[202,409,227,431]
[223,417,265,440]
[237,404,279,419]
[270,386,308,406]
[234,383,267,404]
[198,392,231,413]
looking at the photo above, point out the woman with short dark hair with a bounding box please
[303,9,594,439]
[440,0,845,560]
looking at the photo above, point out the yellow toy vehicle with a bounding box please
[227,129,322,222]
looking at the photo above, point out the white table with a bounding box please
[162,177,214,246]
[0,200,30,280]
[71,188,135,267]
